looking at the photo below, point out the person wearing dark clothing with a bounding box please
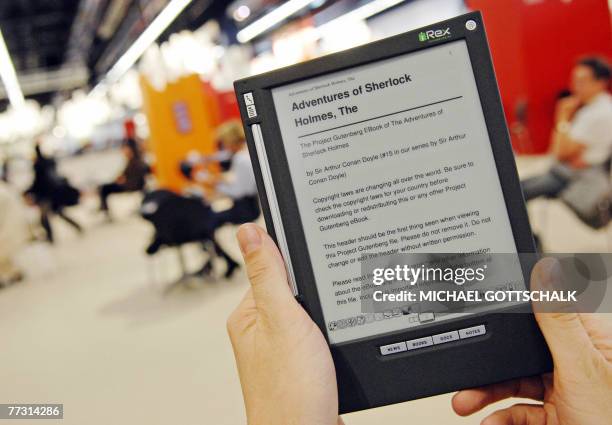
[25,145,82,243]
[99,138,148,215]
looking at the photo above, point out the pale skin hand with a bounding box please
[228,226,612,425]
[227,223,344,425]
[554,96,581,123]
[550,96,586,165]
[452,258,612,425]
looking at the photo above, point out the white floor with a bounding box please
[0,153,610,425]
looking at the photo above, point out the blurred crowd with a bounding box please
[0,118,259,287]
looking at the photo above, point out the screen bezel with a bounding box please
[234,11,550,413]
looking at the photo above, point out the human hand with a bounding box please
[227,224,343,425]
[23,194,35,206]
[554,96,581,123]
[452,258,612,425]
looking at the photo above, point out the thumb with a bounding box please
[531,257,593,366]
[236,223,298,319]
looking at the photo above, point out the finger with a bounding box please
[531,258,594,366]
[236,223,298,319]
[452,377,544,416]
[481,404,546,425]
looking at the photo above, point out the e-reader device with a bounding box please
[234,12,552,413]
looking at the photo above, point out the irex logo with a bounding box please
[418,28,451,42]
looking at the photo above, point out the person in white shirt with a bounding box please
[522,57,612,200]
[203,120,259,224]
[198,120,260,278]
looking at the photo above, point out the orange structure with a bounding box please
[140,74,221,192]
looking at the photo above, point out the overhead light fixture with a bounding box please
[316,0,406,35]
[237,0,317,43]
[233,5,251,22]
[0,29,25,109]
[105,0,194,84]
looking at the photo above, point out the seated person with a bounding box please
[522,57,612,200]
[189,120,260,278]
[99,138,148,217]
[205,120,260,226]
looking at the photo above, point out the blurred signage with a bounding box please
[172,101,193,134]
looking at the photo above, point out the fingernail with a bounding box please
[237,224,261,255]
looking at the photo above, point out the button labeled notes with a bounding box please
[459,325,486,339]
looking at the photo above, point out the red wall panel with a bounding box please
[467,0,612,153]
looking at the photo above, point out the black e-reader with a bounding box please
[234,12,552,413]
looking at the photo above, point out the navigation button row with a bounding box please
[379,324,486,356]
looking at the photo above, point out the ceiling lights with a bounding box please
[0,29,25,109]
[237,0,317,43]
[233,5,251,22]
[316,0,406,36]
[104,0,195,84]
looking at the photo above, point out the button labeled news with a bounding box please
[380,341,407,355]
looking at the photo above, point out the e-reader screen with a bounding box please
[271,40,525,344]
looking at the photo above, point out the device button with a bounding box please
[380,341,408,356]
[406,336,434,350]
[243,92,254,106]
[459,325,486,339]
[432,331,460,345]
[246,104,258,118]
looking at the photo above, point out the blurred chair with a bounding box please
[140,190,217,292]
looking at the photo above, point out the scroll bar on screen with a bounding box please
[251,124,299,296]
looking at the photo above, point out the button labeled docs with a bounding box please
[406,336,434,350]
[432,331,460,345]
[380,341,407,356]
[459,325,486,339]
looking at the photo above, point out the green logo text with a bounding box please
[419,28,451,42]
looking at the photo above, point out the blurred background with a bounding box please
[0,0,611,424]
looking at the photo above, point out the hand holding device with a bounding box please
[452,258,612,425]
[227,223,344,425]
[229,227,612,424]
